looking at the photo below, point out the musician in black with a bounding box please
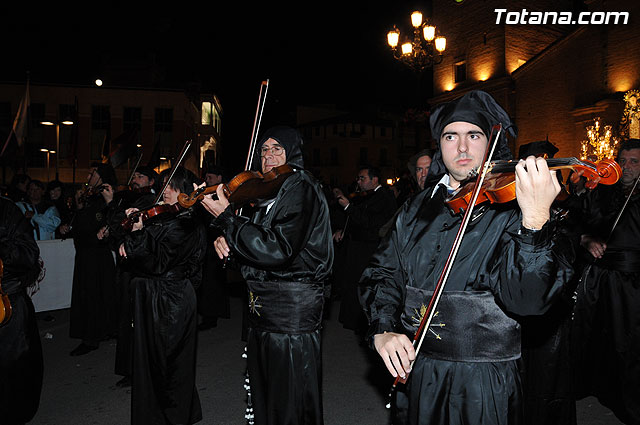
[200,126,333,425]
[68,163,119,356]
[0,195,43,425]
[571,138,640,425]
[118,166,206,425]
[359,90,575,425]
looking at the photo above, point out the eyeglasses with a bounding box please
[260,145,285,157]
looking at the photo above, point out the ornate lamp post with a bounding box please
[387,10,447,72]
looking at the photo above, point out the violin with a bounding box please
[0,259,12,327]
[120,203,181,231]
[121,140,192,232]
[78,184,106,203]
[177,164,295,208]
[446,157,622,214]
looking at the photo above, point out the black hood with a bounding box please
[427,90,517,179]
[250,126,305,172]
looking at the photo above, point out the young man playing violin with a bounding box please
[118,166,206,425]
[199,126,333,425]
[359,90,575,425]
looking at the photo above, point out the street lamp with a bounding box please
[40,148,53,182]
[387,10,447,72]
[41,119,74,180]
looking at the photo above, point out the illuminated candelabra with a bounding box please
[580,117,619,162]
[387,11,447,72]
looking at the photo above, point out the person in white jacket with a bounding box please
[16,179,61,240]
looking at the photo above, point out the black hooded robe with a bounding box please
[360,184,573,425]
[213,126,333,425]
[571,183,640,425]
[0,197,43,425]
[123,210,206,425]
[69,194,118,344]
[359,90,574,425]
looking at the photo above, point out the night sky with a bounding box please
[1,2,434,169]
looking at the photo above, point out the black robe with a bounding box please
[359,182,574,425]
[69,194,118,343]
[104,190,157,378]
[571,183,640,425]
[0,196,43,425]
[123,209,206,425]
[214,170,333,425]
[337,186,396,332]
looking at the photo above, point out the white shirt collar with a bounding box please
[431,174,457,198]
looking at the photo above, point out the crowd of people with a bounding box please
[0,89,639,425]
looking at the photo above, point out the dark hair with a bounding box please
[28,179,45,190]
[160,166,199,195]
[95,163,118,187]
[618,139,640,156]
[359,164,381,181]
[47,179,64,192]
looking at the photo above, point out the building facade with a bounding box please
[0,82,222,185]
[429,0,639,158]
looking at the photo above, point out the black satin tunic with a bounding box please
[360,183,574,425]
[571,183,640,425]
[214,170,333,425]
[124,211,206,425]
[69,194,117,342]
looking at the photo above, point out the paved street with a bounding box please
[30,292,624,425]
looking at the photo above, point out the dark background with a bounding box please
[0,2,436,170]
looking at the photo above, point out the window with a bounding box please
[359,147,368,164]
[330,147,338,166]
[380,148,388,166]
[380,127,387,137]
[91,105,110,160]
[154,107,173,157]
[201,101,212,125]
[123,107,142,131]
[313,148,321,166]
[455,61,467,83]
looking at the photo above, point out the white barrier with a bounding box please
[30,239,75,312]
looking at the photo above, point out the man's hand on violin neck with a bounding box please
[515,156,561,230]
[197,182,229,217]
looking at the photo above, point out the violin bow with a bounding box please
[606,172,640,243]
[388,124,503,403]
[126,150,144,187]
[153,139,192,205]
[245,80,270,172]
[239,79,270,218]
